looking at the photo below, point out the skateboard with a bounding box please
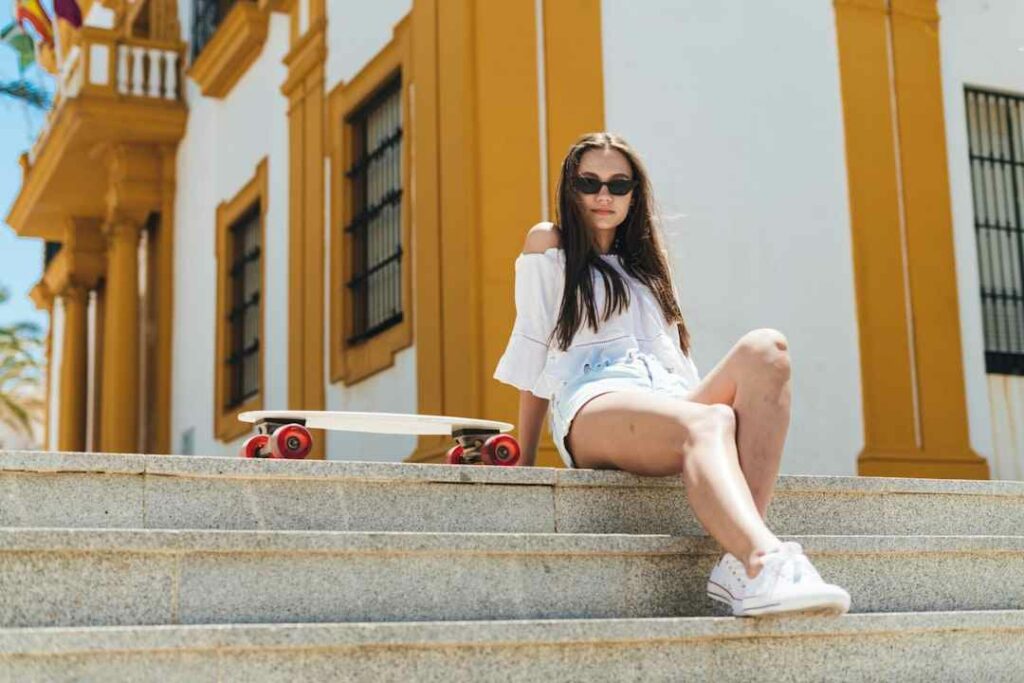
[237,410,521,466]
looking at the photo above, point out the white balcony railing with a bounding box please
[29,28,184,164]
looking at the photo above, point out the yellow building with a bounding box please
[8,0,1024,479]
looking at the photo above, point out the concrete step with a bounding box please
[3,451,1024,536]
[2,611,1023,681]
[1,528,1022,628]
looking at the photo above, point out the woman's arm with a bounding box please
[517,390,550,466]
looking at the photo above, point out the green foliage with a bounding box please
[0,285,45,438]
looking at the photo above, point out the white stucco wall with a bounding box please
[600,0,863,475]
[322,0,418,462]
[171,14,291,457]
[325,0,411,91]
[940,0,1024,479]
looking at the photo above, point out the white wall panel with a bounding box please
[601,0,862,474]
[939,0,1024,479]
[325,0,411,93]
[171,15,291,457]
[322,0,417,462]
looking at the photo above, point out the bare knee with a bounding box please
[683,403,736,448]
[737,328,791,379]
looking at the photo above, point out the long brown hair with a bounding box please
[550,132,691,355]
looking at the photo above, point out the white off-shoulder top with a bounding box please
[493,247,700,399]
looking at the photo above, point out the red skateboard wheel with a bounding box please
[269,424,313,459]
[241,434,269,458]
[481,434,520,466]
[445,445,465,465]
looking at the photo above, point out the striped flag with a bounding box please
[15,0,54,46]
[53,0,81,28]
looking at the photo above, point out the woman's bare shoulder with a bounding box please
[522,222,563,254]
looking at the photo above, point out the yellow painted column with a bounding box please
[282,17,327,457]
[99,218,141,453]
[834,0,988,478]
[57,285,89,451]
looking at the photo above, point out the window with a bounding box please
[327,18,413,385]
[345,75,404,345]
[226,204,261,407]
[215,159,266,441]
[965,87,1024,375]
[191,0,235,60]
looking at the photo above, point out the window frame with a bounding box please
[214,158,267,442]
[965,86,1024,376]
[327,17,413,385]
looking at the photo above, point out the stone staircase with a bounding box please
[1,450,1023,680]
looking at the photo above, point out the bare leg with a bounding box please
[683,329,792,519]
[568,392,780,577]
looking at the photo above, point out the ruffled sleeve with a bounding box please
[493,249,563,396]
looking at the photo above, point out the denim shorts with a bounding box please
[548,349,693,468]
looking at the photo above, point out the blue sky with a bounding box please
[0,1,52,332]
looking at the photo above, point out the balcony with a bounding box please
[7,26,187,239]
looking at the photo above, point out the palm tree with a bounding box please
[0,79,49,109]
[0,286,45,438]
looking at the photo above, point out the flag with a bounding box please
[53,0,81,28]
[15,0,54,46]
[0,21,35,72]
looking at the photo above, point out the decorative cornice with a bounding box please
[188,1,269,98]
[280,16,326,97]
[94,143,163,225]
[29,281,54,311]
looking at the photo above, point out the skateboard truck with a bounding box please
[241,418,313,459]
[446,428,520,466]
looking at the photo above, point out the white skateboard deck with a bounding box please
[238,410,513,437]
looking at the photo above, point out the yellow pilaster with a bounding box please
[57,285,89,451]
[834,0,988,478]
[404,0,604,465]
[282,16,327,458]
[99,218,141,453]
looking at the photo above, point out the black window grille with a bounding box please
[226,203,261,407]
[344,74,404,345]
[966,87,1024,375]
[191,0,236,60]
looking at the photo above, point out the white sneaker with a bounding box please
[706,542,851,617]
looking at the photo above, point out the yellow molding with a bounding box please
[284,18,327,457]
[257,0,292,14]
[150,147,176,455]
[187,1,268,98]
[7,93,186,239]
[326,16,413,389]
[406,0,447,463]
[280,16,326,96]
[532,0,605,468]
[98,217,142,453]
[30,281,54,311]
[542,0,605,219]
[834,0,988,479]
[213,158,268,443]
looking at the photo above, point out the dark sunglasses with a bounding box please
[572,176,638,196]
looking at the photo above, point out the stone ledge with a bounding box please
[3,450,1023,497]
[3,610,1024,654]
[1,527,1023,556]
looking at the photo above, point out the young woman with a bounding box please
[493,132,850,618]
